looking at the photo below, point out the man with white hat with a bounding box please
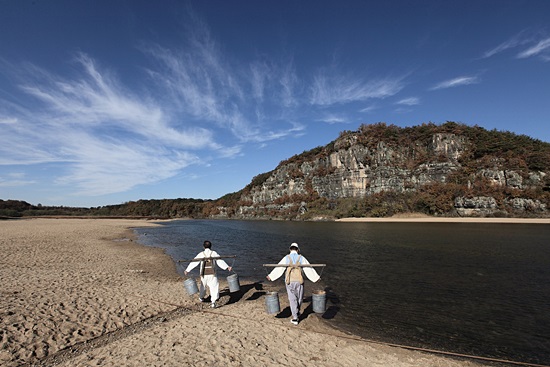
[266,242,320,325]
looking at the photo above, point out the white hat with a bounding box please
[289,242,299,250]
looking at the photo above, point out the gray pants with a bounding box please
[286,281,304,320]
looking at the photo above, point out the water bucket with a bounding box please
[312,290,326,314]
[183,277,199,296]
[227,273,240,293]
[265,292,280,314]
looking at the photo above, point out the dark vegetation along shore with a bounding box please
[2,122,549,220]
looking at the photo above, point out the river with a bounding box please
[134,219,550,365]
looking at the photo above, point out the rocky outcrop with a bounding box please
[245,133,467,204]
[454,196,498,216]
[215,124,550,219]
[454,196,547,216]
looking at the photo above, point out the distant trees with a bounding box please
[0,198,210,219]
[3,122,550,220]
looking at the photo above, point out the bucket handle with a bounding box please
[229,257,237,273]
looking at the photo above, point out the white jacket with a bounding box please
[267,250,320,283]
[185,248,229,276]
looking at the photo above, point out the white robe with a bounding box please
[267,250,320,283]
[184,248,230,275]
[185,248,230,303]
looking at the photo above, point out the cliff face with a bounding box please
[214,123,549,219]
[246,133,463,202]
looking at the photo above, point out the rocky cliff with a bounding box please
[213,122,550,219]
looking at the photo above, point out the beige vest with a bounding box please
[285,255,303,284]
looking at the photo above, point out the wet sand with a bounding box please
[1,218,498,366]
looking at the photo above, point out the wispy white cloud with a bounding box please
[0,117,18,124]
[0,116,61,165]
[359,104,378,113]
[1,15,306,197]
[22,54,213,150]
[484,31,550,61]
[54,132,200,196]
[279,61,299,108]
[245,122,306,143]
[483,32,530,58]
[0,173,35,187]
[318,114,347,124]
[309,72,404,106]
[0,55,214,196]
[517,37,550,59]
[0,179,35,187]
[250,61,270,102]
[141,22,301,144]
[248,59,299,108]
[430,76,480,90]
[394,107,412,114]
[396,97,420,106]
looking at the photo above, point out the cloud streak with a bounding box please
[396,97,420,106]
[309,73,404,106]
[318,114,347,124]
[517,37,550,59]
[0,54,217,196]
[141,27,303,144]
[483,32,530,58]
[54,132,199,196]
[484,31,550,61]
[430,76,480,90]
[0,173,36,187]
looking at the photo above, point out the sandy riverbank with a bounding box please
[1,218,496,367]
[336,214,550,224]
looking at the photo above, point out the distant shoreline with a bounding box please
[335,216,550,224]
[4,215,549,224]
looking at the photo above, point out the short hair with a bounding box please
[203,240,212,248]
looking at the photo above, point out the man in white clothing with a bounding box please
[266,243,320,325]
[184,240,232,308]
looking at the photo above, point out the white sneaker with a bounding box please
[211,303,216,308]
[290,319,299,325]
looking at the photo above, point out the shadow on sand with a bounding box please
[220,281,266,305]
[274,286,341,322]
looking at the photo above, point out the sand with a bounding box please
[1,218,512,367]
[336,213,550,224]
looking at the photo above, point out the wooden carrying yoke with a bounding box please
[177,255,237,263]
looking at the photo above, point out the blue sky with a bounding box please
[1,1,549,207]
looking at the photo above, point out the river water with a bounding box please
[134,220,550,365]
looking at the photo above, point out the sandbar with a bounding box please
[336,214,550,224]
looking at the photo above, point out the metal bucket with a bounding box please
[227,273,240,293]
[312,290,326,314]
[183,277,199,296]
[265,291,280,314]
